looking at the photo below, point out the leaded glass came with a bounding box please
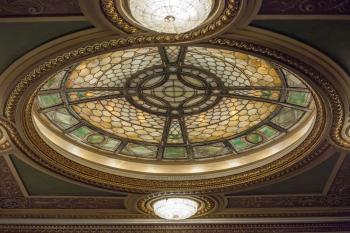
[34,46,315,161]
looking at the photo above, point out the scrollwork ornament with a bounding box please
[0,118,12,152]
[341,116,350,144]
[0,0,81,16]
[260,0,350,14]
[1,222,350,232]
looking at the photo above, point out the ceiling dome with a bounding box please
[33,45,315,175]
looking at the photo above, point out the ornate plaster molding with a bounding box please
[0,27,345,193]
[0,118,14,153]
[0,0,82,17]
[79,0,262,42]
[259,0,350,15]
[0,127,11,152]
[1,222,350,232]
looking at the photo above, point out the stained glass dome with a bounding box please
[34,46,314,162]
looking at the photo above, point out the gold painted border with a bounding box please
[1,222,350,233]
[0,35,336,193]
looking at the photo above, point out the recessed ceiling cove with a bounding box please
[1,39,336,192]
[2,0,349,193]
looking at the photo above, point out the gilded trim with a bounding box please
[99,0,241,42]
[0,119,12,152]
[100,0,139,34]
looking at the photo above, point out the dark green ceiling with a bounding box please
[229,152,340,196]
[10,151,340,196]
[0,21,92,73]
[11,155,125,196]
[251,20,350,75]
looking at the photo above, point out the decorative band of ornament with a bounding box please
[100,0,241,42]
[100,0,139,33]
[1,36,335,193]
[136,193,217,218]
[1,223,350,232]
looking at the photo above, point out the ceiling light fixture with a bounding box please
[152,197,199,220]
[128,0,213,34]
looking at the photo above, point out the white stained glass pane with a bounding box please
[128,0,213,33]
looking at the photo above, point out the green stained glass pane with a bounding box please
[167,120,184,144]
[245,133,263,144]
[70,126,93,139]
[261,90,272,98]
[261,90,277,99]
[68,90,120,101]
[283,69,306,88]
[229,90,280,100]
[193,143,230,158]
[257,125,280,139]
[45,108,78,130]
[287,91,311,107]
[87,134,105,144]
[229,138,253,152]
[38,93,62,108]
[100,138,120,151]
[164,147,187,159]
[41,70,66,90]
[121,143,157,157]
[271,107,304,129]
[77,91,88,99]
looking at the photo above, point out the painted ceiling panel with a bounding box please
[251,20,350,75]
[0,21,92,73]
[228,152,340,195]
[10,155,124,196]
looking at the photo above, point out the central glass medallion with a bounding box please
[126,65,223,117]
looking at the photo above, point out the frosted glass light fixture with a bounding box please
[128,0,213,34]
[153,197,199,220]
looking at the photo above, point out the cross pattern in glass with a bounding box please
[36,46,314,160]
[125,65,223,117]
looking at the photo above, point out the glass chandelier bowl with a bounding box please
[152,197,199,220]
[128,0,213,33]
